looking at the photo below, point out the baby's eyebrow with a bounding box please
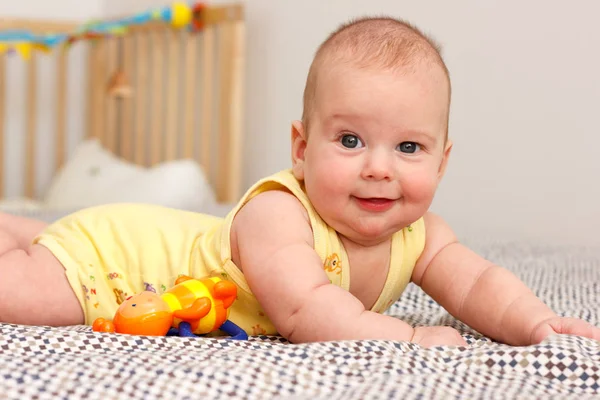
[326,112,360,124]
[400,129,438,143]
[321,112,364,132]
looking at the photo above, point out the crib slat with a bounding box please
[134,33,148,165]
[120,36,134,161]
[165,29,179,161]
[88,43,98,139]
[182,31,197,159]
[105,38,118,153]
[88,40,106,142]
[226,20,245,202]
[55,49,68,170]
[201,26,214,178]
[150,30,165,166]
[216,23,235,202]
[0,55,5,197]
[25,54,37,198]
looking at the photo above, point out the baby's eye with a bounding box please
[397,142,421,154]
[340,134,364,149]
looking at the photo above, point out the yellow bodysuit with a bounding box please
[34,169,426,336]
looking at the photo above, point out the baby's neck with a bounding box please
[338,233,393,310]
[338,232,392,252]
[338,231,393,250]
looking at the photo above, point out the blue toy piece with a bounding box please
[167,320,248,340]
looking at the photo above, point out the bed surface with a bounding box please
[1,240,599,399]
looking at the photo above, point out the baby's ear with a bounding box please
[291,120,307,180]
[437,139,453,182]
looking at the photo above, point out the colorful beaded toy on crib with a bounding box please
[0,2,206,60]
[92,275,248,340]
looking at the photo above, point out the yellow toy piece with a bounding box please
[171,2,193,28]
[0,43,32,60]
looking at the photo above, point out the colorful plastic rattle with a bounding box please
[92,275,248,340]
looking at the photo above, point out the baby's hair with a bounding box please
[301,16,451,134]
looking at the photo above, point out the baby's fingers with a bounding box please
[561,318,600,341]
[591,326,600,342]
[412,326,467,348]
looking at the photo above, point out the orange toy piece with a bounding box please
[92,276,247,340]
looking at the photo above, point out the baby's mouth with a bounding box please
[353,196,396,212]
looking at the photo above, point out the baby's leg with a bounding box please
[0,231,83,326]
[0,212,47,250]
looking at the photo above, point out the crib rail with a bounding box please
[0,3,244,203]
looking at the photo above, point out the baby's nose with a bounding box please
[362,151,394,181]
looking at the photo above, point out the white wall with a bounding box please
[242,0,600,246]
[0,0,102,20]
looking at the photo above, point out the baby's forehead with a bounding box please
[311,36,449,104]
[302,17,451,132]
[313,63,450,136]
[315,59,449,102]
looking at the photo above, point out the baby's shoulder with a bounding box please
[243,189,308,218]
[421,212,455,239]
[410,212,460,282]
[229,189,315,269]
[232,190,311,236]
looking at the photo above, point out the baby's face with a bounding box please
[295,62,451,245]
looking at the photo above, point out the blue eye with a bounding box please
[397,142,420,154]
[340,134,363,149]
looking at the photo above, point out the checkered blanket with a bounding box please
[1,240,599,399]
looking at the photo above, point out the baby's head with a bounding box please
[291,17,453,245]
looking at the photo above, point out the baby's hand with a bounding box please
[411,326,467,348]
[530,317,600,344]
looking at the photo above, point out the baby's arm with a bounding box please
[232,191,455,344]
[412,212,600,345]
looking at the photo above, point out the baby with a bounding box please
[1,17,598,347]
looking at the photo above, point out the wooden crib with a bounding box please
[0,3,244,204]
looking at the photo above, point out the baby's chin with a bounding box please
[332,218,403,246]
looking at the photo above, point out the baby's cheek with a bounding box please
[309,159,348,192]
[402,171,438,202]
